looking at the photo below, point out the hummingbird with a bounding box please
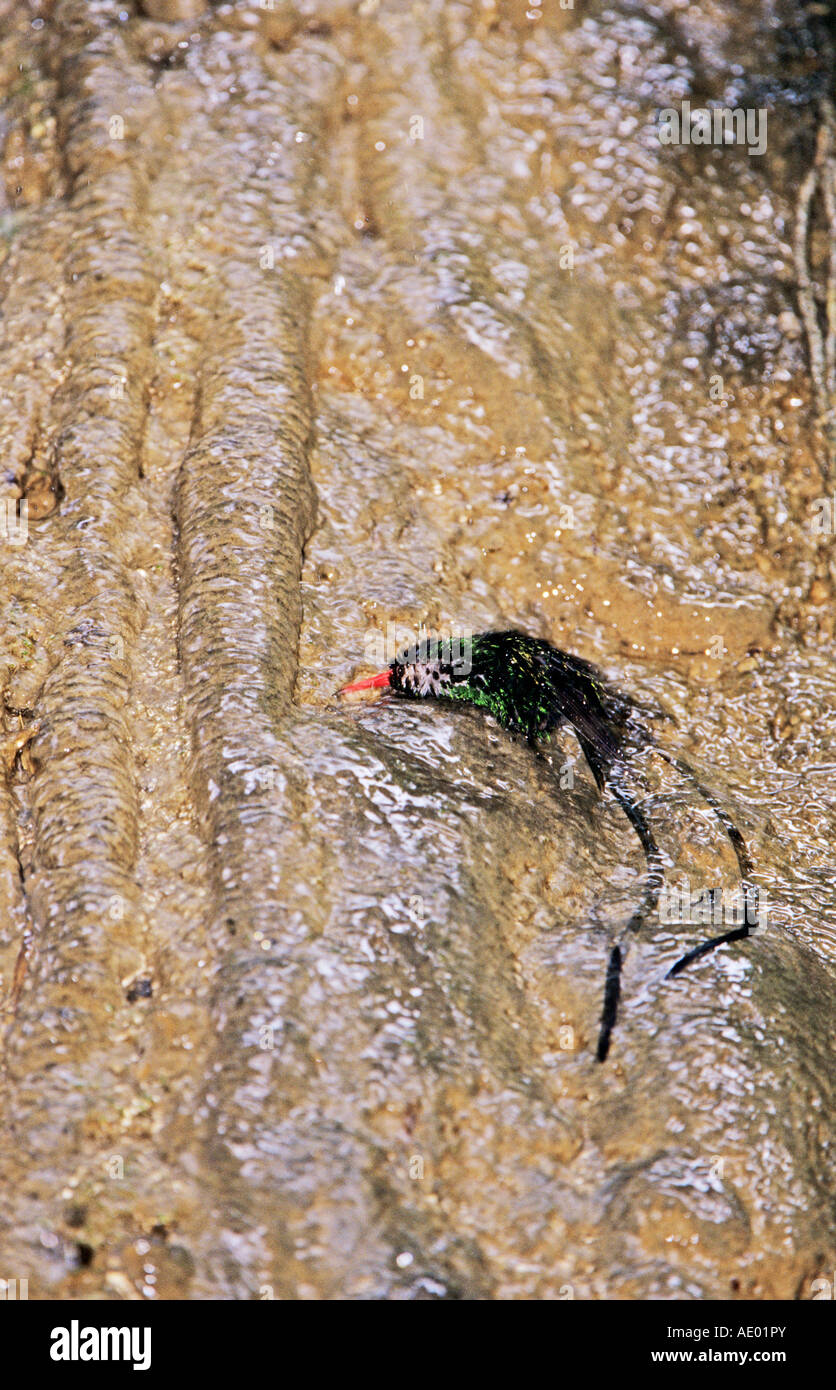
[340,629,754,1062]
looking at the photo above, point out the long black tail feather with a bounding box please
[653,749,754,977]
[513,644,754,1063]
[666,923,750,977]
[654,749,753,881]
[568,702,754,1062]
[597,945,623,1063]
[595,781,665,1062]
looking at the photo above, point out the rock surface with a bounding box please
[0,0,833,1299]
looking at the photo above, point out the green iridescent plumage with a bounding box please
[354,628,754,1062]
[393,630,636,788]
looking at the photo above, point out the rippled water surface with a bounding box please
[0,0,833,1299]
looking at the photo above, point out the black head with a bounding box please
[388,636,473,698]
[340,635,475,701]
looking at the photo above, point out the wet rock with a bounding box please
[4,641,51,713]
[0,0,833,1302]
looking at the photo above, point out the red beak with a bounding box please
[338,669,391,695]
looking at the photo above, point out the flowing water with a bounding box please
[0,0,834,1299]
